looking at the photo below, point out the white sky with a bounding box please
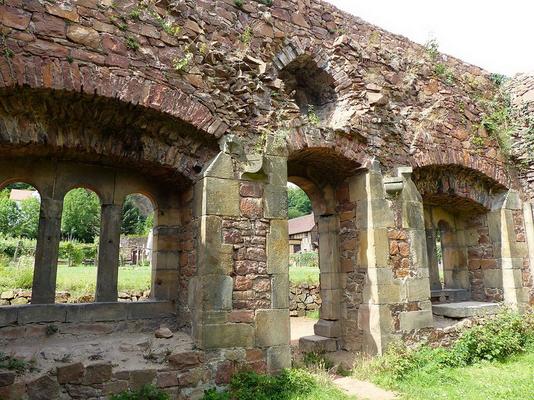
[325,0,533,76]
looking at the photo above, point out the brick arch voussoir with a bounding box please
[271,39,349,89]
[0,57,228,138]
[411,148,510,189]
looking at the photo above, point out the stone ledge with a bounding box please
[432,301,500,318]
[0,301,175,327]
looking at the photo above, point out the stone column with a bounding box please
[314,214,342,338]
[488,191,529,309]
[95,203,122,302]
[425,226,442,291]
[350,164,432,355]
[190,147,254,349]
[32,197,63,304]
[151,210,181,301]
[523,202,534,306]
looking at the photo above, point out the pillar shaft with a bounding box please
[32,197,63,304]
[426,229,441,290]
[96,204,122,302]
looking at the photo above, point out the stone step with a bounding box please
[432,301,500,318]
[431,288,470,302]
[299,335,337,353]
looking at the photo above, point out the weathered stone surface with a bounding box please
[57,362,84,384]
[0,371,15,387]
[83,362,112,384]
[432,301,500,318]
[255,309,290,347]
[27,375,60,400]
[168,351,204,371]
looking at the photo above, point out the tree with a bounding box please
[16,197,40,239]
[287,186,312,219]
[121,196,146,235]
[0,190,40,239]
[0,189,18,235]
[61,188,101,243]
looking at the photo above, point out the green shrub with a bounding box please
[451,309,533,365]
[110,384,169,400]
[202,369,333,400]
[354,309,534,387]
[13,266,33,289]
[59,241,98,266]
[0,235,36,258]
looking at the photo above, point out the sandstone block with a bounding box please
[57,362,84,384]
[168,351,204,371]
[129,369,156,390]
[202,323,254,349]
[266,345,291,372]
[0,371,15,387]
[255,309,289,347]
[27,375,59,400]
[83,362,112,384]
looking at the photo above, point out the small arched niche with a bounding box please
[279,54,337,125]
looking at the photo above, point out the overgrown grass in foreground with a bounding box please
[203,369,352,400]
[0,265,151,297]
[354,310,534,400]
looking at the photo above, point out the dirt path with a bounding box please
[290,316,315,345]
[333,376,398,400]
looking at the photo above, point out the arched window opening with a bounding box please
[0,182,40,305]
[117,193,155,302]
[287,183,320,345]
[279,54,337,125]
[58,188,101,302]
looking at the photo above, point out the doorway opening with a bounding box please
[288,183,320,346]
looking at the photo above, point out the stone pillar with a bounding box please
[149,198,182,302]
[488,191,529,309]
[425,226,441,291]
[95,203,122,302]
[32,197,63,304]
[523,202,534,306]
[190,147,255,350]
[314,214,342,338]
[349,163,432,355]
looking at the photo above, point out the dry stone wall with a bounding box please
[289,283,320,316]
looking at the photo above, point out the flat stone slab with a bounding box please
[299,335,337,353]
[432,301,500,318]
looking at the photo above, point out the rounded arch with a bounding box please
[0,62,227,138]
[411,149,511,189]
[0,177,43,197]
[412,164,508,213]
[0,86,219,186]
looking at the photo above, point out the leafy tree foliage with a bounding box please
[287,186,312,219]
[0,189,40,239]
[61,188,101,243]
[121,195,147,235]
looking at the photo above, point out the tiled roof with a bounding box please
[288,213,315,235]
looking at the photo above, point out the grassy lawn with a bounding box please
[392,350,534,400]
[289,266,319,285]
[0,265,151,297]
[354,311,534,400]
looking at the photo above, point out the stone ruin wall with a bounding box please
[1,0,534,398]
